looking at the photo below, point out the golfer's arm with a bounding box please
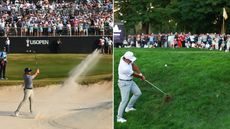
[32,71,40,78]
[132,72,143,78]
[132,63,141,74]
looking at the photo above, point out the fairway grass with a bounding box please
[1,54,112,87]
[114,48,230,129]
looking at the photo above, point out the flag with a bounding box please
[223,7,228,20]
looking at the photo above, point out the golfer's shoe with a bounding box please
[117,117,127,123]
[125,107,136,113]
[14,111,19,117]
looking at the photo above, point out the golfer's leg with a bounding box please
[29,90,33,113]
[127,81,142,108]
[117,81,131,118]
[16,90,30,112]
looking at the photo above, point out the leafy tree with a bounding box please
[115,0,230,34]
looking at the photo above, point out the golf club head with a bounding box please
[164,94,172,103]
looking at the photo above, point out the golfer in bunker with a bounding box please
[14,68,40,117]
[117,51,145,123]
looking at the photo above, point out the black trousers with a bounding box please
[5,45,10,53]
[0,61,6,78]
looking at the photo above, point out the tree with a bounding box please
[115,0,230,34]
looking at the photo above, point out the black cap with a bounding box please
[24,68,32,73]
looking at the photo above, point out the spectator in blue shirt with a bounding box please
[0,47,7,80]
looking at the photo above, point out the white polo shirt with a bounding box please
[6,39,10,45]
[118,57,134,80]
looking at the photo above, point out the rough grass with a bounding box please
[114,48,230,129]
[1,54,112,87]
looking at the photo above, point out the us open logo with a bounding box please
[26,39,49,46]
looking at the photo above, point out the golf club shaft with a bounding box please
[33,51,38,68]
[145,80,167,95]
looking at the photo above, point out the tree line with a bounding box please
[115,0,230,34]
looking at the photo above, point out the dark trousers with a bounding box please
[182,41,185,47]
[5,45,10,53]
[0,61,6,78]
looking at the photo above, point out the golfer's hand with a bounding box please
[36,69,40,74]
[140,74,145,80]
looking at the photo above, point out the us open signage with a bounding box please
[26,39,49,46]
[0,36,100,53]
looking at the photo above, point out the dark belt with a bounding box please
[24,88,33,90]
[119,79,133,81]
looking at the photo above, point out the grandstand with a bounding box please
[0,0,113,53]
[0,0,113,37]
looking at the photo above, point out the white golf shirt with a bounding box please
[118,57,134,80]
[6,39,10,45]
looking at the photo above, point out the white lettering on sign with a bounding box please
[26,39,49,45]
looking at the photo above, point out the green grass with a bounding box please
[114,48,230,129]
[1,54,112,87]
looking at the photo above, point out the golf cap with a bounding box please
[123,51,136,62]
[24,68,32,73]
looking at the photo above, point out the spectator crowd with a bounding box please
[97,36,113,54]
[0,0,113,36]
[120,33,230,52]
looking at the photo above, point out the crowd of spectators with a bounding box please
[97,36,112,54]
[0,0,113,36]
[120,32,230,52]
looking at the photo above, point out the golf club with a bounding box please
[144,79,172,102]
[33,51,38,69]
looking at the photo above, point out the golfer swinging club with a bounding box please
[117,51,145,123]
[14,68,40,117]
